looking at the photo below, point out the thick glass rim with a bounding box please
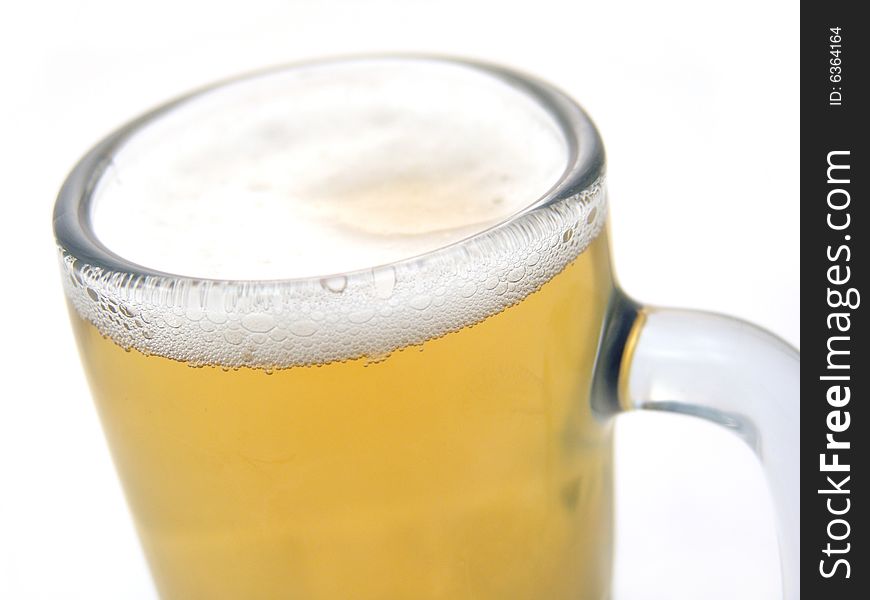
[52,54,605,286]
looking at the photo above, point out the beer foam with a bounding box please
[59,58,607,367]
[90,60,568,280]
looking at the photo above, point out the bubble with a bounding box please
[348,308,375,324]
[185,306,204,321]
[507,266,525,283]
[409,294,431,310]
[241,313,276,333]
[223,330,244,345]
[372,267,396,299]
[460,282,477,298]
[364,351,392,366]
[586,206,598,225]
[206,311,228,325]
[288,320,318,337]
[269,329,288,342]
[321,276,347,293]
[163,314,183,329]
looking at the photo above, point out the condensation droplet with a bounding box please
[321,276,347,293]
[409,294,431,310]
[289,320,318,337]
[241,313,276,333]
[372,267,396,299]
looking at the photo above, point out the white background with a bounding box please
[0,1,798,598]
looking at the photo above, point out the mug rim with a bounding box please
[52,53,606,286]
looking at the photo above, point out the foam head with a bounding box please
[91,59,569,280]
[58,57,607,367]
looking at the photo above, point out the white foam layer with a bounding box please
[91,59,568,280]
[62,181,606,367]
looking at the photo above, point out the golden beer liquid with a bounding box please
[70,232,615,600]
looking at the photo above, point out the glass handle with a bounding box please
[596,293,799,599]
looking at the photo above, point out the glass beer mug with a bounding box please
[53,57,799,599]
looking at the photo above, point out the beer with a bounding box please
[70,232,614,600]
[59,57,616,599]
